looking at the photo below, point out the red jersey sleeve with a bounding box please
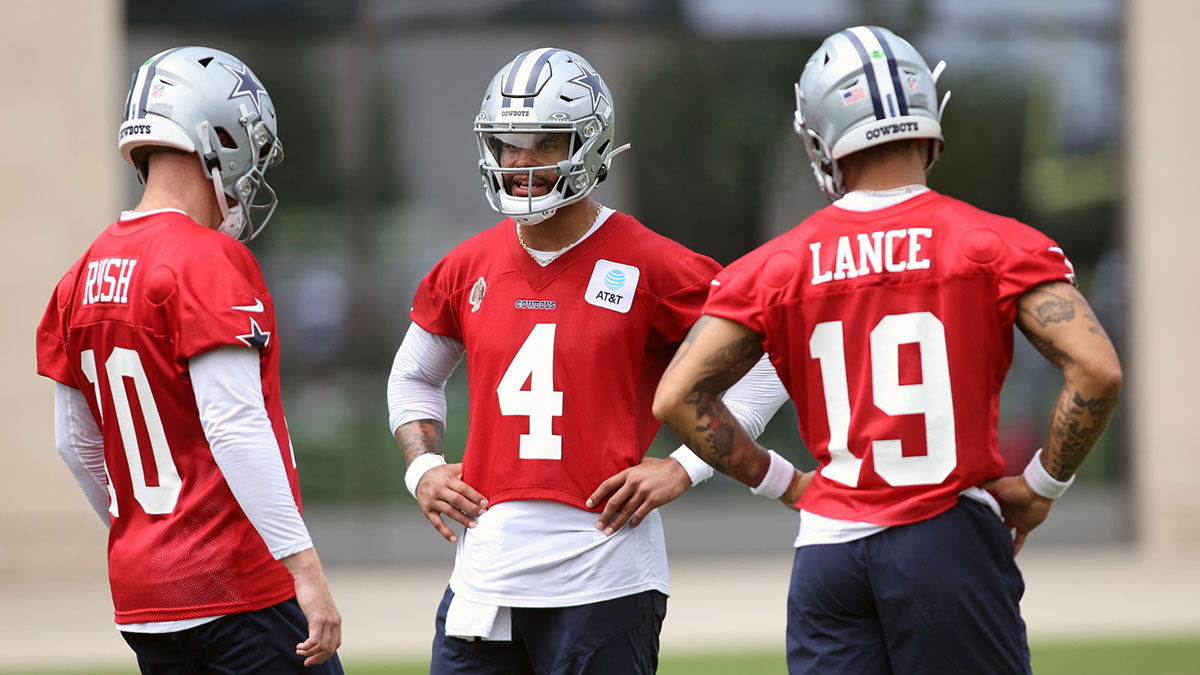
[36,261,85,388]
[172,238,277,360]
[648,254,722,347]
[997,222,1076,302]
[702,249,774,335]
[410,258,465,340]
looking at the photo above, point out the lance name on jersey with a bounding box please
[809,227,932,286]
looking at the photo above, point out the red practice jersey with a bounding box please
[36,211,298,624]
[704,191,1075,526]
[411,212,720,509]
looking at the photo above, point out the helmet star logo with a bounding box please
[567,66,608,112]
[223,61,267,116]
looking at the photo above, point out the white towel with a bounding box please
[445,594,513,641]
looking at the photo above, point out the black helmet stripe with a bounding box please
[867,26,909,116]
[839,30,886,120]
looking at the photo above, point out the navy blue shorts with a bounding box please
[120,597,344,675]
[431,587,667,675]
[786,498,1030,675]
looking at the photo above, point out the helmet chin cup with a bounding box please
[513,208,554,226]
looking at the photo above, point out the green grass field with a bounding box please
[17,635,1199,674]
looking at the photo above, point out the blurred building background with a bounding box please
[3,0,1197,670]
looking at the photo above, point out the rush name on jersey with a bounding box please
[410,211,720,509]
[36,211,297,623]
[705,191,1076,526]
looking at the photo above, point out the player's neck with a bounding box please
[518,197,602,252]
[841,151,927,193]
[133,153,221,230]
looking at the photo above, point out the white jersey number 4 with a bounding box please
[81,347,182,516]
[809,311,957,488]
[497,323,564,460]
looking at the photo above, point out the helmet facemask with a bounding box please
[477,121,606,225]
[201,105,285,241]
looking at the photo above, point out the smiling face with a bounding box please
[486,132,572,198]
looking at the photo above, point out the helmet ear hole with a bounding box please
[214,127,238,149]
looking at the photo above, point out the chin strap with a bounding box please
[199,121,246,239]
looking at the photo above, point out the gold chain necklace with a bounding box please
[517,202,603,265]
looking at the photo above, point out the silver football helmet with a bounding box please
[795,26,951,201]
[475,48,629,225]
[119,46,284,241]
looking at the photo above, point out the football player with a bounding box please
[386,47,794,674]
[653,26,1122,674]
[36,47,343,672]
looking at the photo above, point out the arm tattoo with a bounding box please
[662,316,710,378]
[676,332,768,486]
[1017,322,1073,369]
[396,419,444,465]
[1021,292,1076,327]
[1043,389,1119,480]
[1082,305,1112,339]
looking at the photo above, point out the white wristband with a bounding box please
[405,452,447,498]
[749,449,796,500]
[1023,448,1074,500]
[670,446,715,487]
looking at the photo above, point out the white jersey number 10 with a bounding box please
[809,311,957,488]
[497,323,564,460]
[81,347,182,516]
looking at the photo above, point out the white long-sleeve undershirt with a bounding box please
[55,383,111,527]
[54,347,313,560]
[189,346,313,560]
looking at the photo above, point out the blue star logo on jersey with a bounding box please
[567,66,608,112]
[236,317,271,349]
[223,61,268,116]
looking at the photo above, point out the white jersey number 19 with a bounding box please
[809,311,957,488]
[497,323,564,460]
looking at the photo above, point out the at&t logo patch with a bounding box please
[585,259,639,313]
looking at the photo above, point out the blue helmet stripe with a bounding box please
[502,49,533,108]
[867,26,909,116]
[137,47,183,119]
[521,48,560,98]
[124,72,137,120]
[840,30,885,121]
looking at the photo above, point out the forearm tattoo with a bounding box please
[1043,388,1119,480]
[396,419,444,465]
[678,332,767,486]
